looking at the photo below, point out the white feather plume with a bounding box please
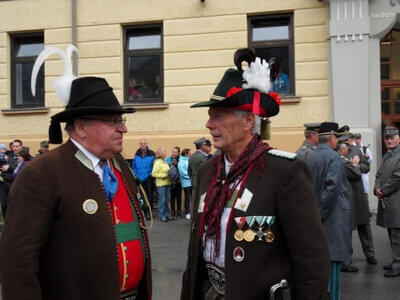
[31,45,79,104]
[242,57,271,93]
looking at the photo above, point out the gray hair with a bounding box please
[318,135,330,144]
[233,110,260,135]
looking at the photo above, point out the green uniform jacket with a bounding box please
[0,140,152,300]
[181,152,330,300]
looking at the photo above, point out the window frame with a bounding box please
[248,13,295,96]
[123,24,164,105]
[10,32,45,109]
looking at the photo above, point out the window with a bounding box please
[124,25,163,104]
[11,33,44,108]
[248,14,294,96]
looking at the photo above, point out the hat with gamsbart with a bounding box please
[31,45,135,144]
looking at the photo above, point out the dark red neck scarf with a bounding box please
[199,135,270,256]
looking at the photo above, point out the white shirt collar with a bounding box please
[224,155,234,175]
[70,138,101,169]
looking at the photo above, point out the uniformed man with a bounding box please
[375,126,400,277]
[307,122,351,300]
[181,48,329,300]
[0,46,152,300]
[295,122,321,161]
[188,137,212,191]
[338,129,376,267]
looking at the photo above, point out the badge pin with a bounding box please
[233,246,245,262]
[243,229,255,242]
[265,229,275,243]
[82,199,98,215]
[234,188,253,212]
[198,193,207,213]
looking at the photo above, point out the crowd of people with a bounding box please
[0,45,399,300]
[131,137,213,222]
[0,139,49,219]
[296,121,400,298]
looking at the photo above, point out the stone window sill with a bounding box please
[1,107,50,115]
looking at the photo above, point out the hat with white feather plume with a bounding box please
[31,45,135,144]
[191,48,281,118]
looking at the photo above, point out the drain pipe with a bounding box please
[71,0,78,74]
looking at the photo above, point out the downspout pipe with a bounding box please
[72,0,78,74]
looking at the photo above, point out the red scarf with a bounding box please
[199,135,270,256]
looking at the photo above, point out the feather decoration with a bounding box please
[31,45,79,104]
[242,57,271,93]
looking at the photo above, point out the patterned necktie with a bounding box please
[100,160,118,201]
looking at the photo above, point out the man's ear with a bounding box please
[73,119,88,139]
[243,113,255,132]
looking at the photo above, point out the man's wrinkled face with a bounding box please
[80,114,127,159]
[384,135,400,150]
[354,138,361,146]
[206,108,251,153]
[11,142,22,155]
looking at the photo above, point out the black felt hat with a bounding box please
[191,48,280,118]
[49,77,135,144]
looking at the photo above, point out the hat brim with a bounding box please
[191,89,279,118]
[51,106,135,122]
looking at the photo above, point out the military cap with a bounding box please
[384,126,399,138]
[353,133,361,139]
[318,122,342,136]
[194,137,211,147]
[40,140,49,148]
[304,122,321,132]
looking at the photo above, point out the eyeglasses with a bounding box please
[80,117,127,127]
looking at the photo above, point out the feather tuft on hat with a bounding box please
[31,45,79,104]
[242,57,271,93]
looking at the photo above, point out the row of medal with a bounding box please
[233,216,276,243]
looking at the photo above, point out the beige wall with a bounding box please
[0,0,328,157]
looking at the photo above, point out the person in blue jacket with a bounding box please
[178,148,192,220]
[132,138,156,208]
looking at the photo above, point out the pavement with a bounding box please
[1,214,400,300]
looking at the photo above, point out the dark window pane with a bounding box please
[127,55,161,101]
[14,62,44,106]
[16,42,44,57]
[255,47,290,94]
[252,25,289,42]
[382,102,390,114]
[128,30,161,50]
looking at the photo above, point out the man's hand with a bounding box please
[375,188,383,199]
[1,164,9,172]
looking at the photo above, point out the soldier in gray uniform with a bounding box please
[188,137,212,191]
[295,123,320,161]
[375,126,400,277]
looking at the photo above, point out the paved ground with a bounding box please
[1,214,399,300]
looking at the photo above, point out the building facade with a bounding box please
[0,0,329,156]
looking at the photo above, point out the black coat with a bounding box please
[181,151,330,300]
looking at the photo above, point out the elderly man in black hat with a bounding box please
[0,46,152,300]
[295,122,321,161]
[307,122,351,299]
[181,48,329,300]
[375,126,400,277]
